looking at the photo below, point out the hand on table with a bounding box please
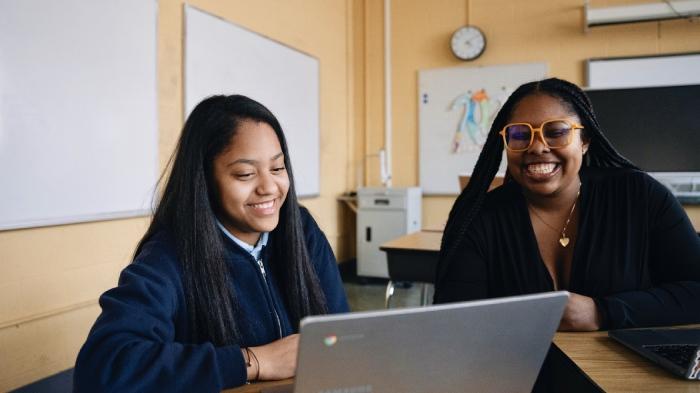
[246,334,299,381]
[558,292,602,331]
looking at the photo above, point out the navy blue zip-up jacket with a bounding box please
[73,208,349,392]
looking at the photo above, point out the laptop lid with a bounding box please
[608,328,700,380]
[292,291,569,393]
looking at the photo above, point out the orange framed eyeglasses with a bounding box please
[499,119,583,152]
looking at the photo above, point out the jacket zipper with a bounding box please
[256,257,283,339]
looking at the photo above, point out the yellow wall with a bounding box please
[377,0,700,228]
[0,0,356,390]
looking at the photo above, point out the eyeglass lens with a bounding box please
[504,120,572,150]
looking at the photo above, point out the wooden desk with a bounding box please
[379,230,442,284]
[553,331,700,392]
[224,379,292,393]
[380,230,442,254]
[380,230,442,306]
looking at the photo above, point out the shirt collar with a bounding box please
[216,220,269,259]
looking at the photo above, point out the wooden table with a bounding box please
[223,379,292,393]
[380,230,442,255]
[552,330,700,392]
[379,230,442,283]
[379,230,442,307]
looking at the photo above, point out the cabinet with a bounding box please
[356,187,422,278]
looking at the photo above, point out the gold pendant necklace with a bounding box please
[528,183,581,248]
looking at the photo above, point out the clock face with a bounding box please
[450,26,486,60]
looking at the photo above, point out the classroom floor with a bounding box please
[340,260,434,311]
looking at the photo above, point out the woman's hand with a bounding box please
[247,334,300,381]
[558,292,602,331]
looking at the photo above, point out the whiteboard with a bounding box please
[0,0,158,231]
[185,6,320,197]
[418,63,548,195]
[587,53,700,89]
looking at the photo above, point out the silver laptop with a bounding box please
[271,291,568,393]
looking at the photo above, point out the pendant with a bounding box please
[559,237,570,247]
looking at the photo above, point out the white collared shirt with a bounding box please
[216,220,269,261]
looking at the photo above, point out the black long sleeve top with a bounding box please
[434,168,700,329]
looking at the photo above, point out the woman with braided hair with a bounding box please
[434,78,700,331]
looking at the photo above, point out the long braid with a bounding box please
[434,78,637,297]
[437,85,534,284]
[441,129,503,249]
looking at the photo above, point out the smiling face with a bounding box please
[212,119,290,245]
[505,93,589,199]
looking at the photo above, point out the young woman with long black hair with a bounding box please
[434,78,700,331]
[74,95,348,391]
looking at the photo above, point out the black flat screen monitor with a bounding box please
[585,84,700,173]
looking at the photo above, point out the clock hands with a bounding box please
[451,25,486,60]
